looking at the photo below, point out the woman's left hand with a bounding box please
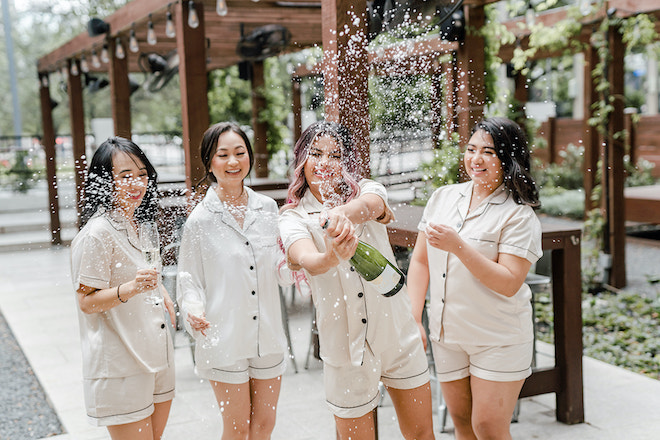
[160,288,177,328]
[425,223,464,254]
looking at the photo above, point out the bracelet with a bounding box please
[117,284,127,303]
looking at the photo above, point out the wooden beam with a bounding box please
[251,61,269,178]
[583,43,599,213]
[176,0,209,193]
[108,37,132,139]
[322,0,370,178]
[38,73,62,244]
[67,60,87,219]
[606,23,626,288]
[456,4,486,144]
[292,77,302,145]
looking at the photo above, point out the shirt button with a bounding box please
[441,298,445,303]
[456,222,462,228]
[253,316,257,320]
[251,290,256,295]
[250,266,254,270]
[160,323,165,329]
[442,273,446,278]
[350,267,355,272]
[245,241,249,246]
[361,318,367,324]
[357,292,363,298]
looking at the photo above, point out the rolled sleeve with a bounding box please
[278,212,312,252]
[74,234,112,290]
[499,211,543,263]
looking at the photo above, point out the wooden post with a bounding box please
[625,111,636,165]
[292,76,303,146]
[547,116,557,163]
[38,73,62,244]
[583,44,600,212]
[443,57,457,137]
[513,67,528,132]
[176,0,209,194]
[67,59,86,219]
[322,0,370,178]
[455,4,486,145]
[430,69,443,148]
[108,37,132,139]
[251,60,269,178]
[606,24,626,288]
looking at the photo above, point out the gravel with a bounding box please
[0,311,63,439]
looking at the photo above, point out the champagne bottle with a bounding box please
[322,218,405,297]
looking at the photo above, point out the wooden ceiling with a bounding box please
[37,0,324,75]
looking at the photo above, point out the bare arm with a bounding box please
[406,232,431,348]
[287,234,358,276]
[426,223,531,297]
[76,268,159,314]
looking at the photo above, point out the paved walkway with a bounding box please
[2,245,660,439]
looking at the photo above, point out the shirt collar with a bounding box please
[458,181,510,219]
[202,186,264,213]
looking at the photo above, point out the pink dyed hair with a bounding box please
[284,121,361,209]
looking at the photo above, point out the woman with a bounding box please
[176,122,291,439]
[70,137,176,440]
[407,117,542,440]
[278,121,435,440]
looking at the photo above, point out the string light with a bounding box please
[147,14,157,45]
[216,0,228,16]
[80,55,89,73]
[115,37,126,59]
[70,60,79,76]
[188,1,200,28]
[91,49,101,68]
[101,44,110,63]
[129,24,140,53]
[166,8,176,38]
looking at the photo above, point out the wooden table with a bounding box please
[625,185,660,224]
[386,203,585,425]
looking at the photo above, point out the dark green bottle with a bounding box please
[349,240,405,297]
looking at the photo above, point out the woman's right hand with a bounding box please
[129,268,159,295]
[417,321,428,351]
[187,313,211,336]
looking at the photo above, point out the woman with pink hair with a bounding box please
[279,121,435,440]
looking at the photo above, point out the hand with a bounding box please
[131,268,159,294]
[416,321,428,351]
[320,209,355,243]
[161,290,176,328]
[425,223,464,254]
[187,313,211,336]
[323,228,358,264]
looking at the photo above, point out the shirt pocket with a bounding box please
[468,231,500,261]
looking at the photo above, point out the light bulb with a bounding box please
[579,0,591,16]
[166,11,176,38]
[525,5,536,27]
[92,50,101,68]
[41,76,49,88]
[70,61,79,76]
[147,14,157,45]
[101,45,110,63]
[80,55,89,73]
[216,0,228,16]
[129,27,139,53]
[115,37,125,59]
[188,1,200,28]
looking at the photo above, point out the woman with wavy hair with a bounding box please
[279,121,435,440]
[407,117,542,440]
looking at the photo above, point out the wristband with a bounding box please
[117,284,127,303]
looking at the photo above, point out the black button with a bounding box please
[250,266,254,270]
[441,298,445,303]
[361,318,367,324]
[350,267,355,272]
[245,241,249,246]
[251,290,256,295]
[253,316,257,320]
[442,273,446,278]
[160,323,165,329]
[358,292,363,298]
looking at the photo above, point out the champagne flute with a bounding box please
[139,221,162,304]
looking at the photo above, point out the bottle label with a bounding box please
[370,265,400,295]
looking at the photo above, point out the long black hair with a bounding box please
[199,122,254,185]
[473,117,540,207]
[80,137,159,227]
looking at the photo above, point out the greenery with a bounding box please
[416,132,462,203]
[535,288,660,380]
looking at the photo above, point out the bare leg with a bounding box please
[107,418,154,440]
[470,377,524,440]
[210,380,251,440]
[334,411,376,440]
[387,382,435,440]
[151,400,172,440]
[441,377,477,440]
[248,376,282,440]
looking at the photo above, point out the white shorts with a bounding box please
[195,352,286,384]
[324,340,430,419]
[431,336,533,383]
[84,364,176,427]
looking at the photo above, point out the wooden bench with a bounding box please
[386,203,585,425]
